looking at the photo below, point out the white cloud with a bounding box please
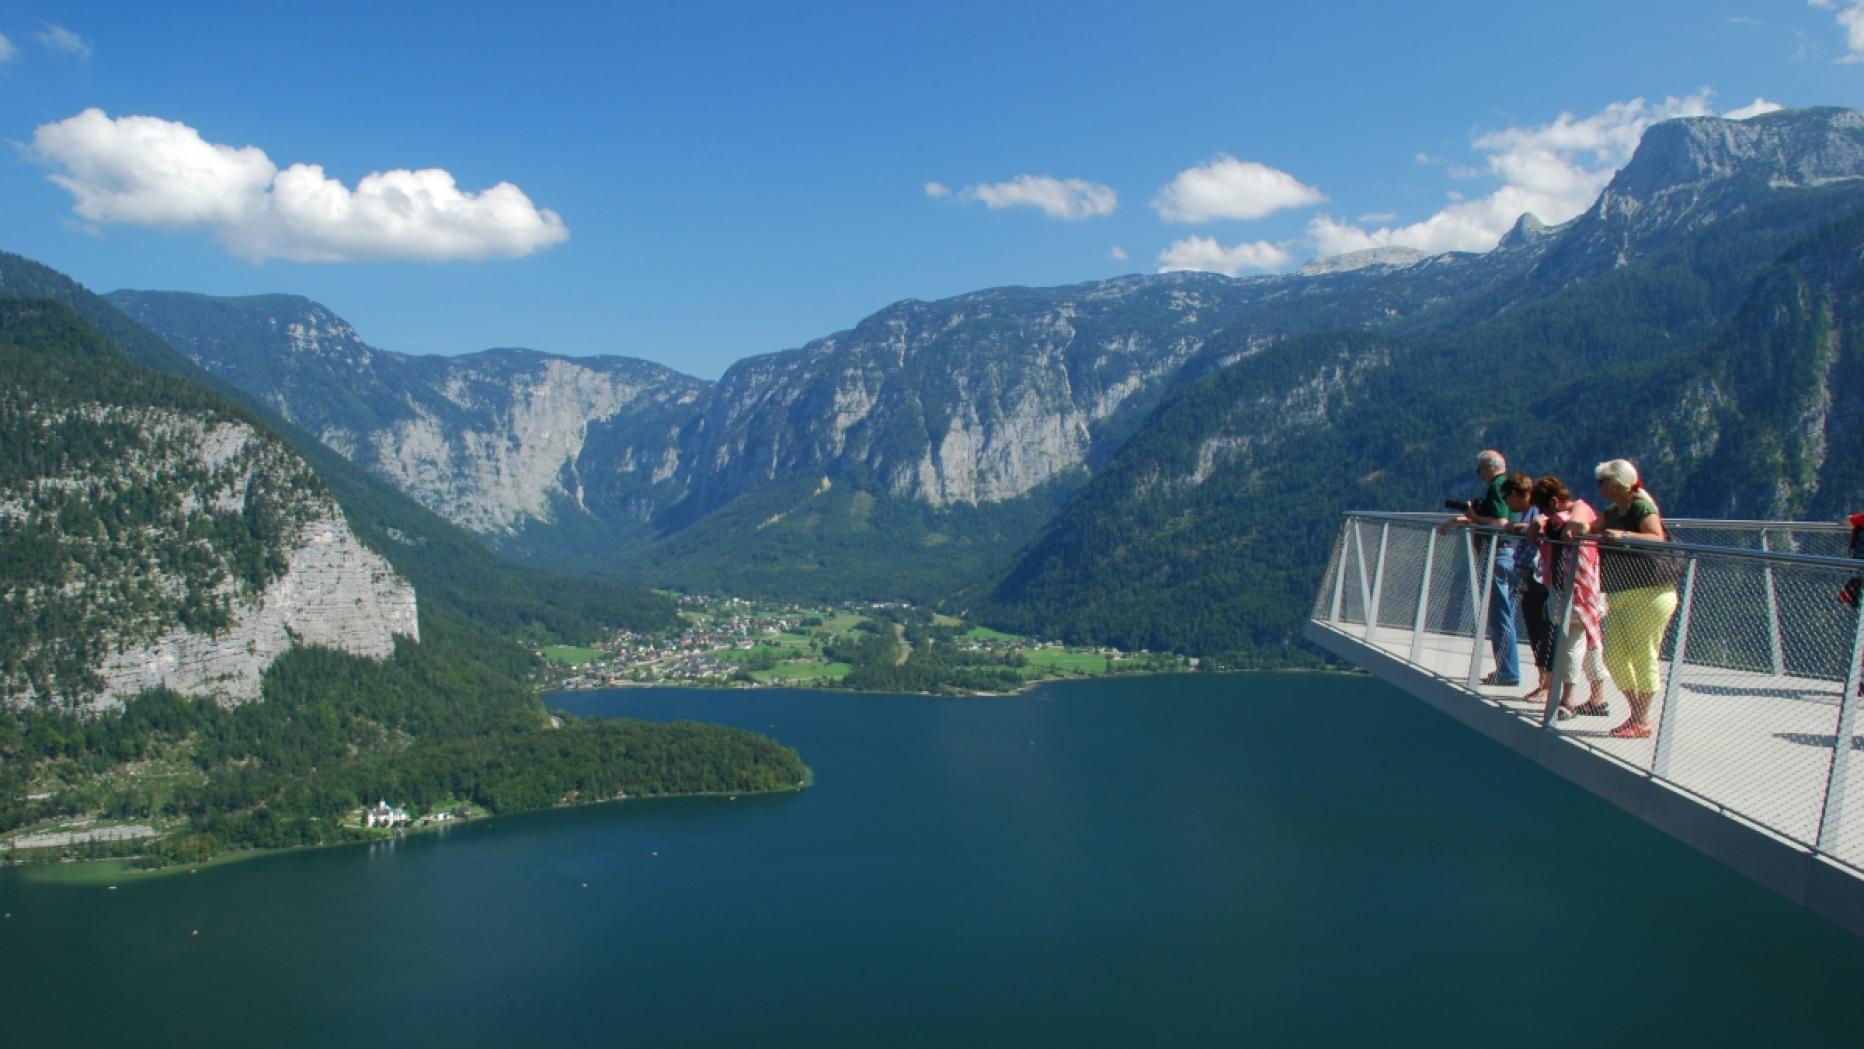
[37,24,90,60]
[0,33,17,65]
[1814,0,1864,61]
[1723,97,1785,119]
[1108,245,1128,261]
[1156,235,1291,276]
[1307,92,1717,258]
[31,108,569,263]
[1358,211,1398,224]
[952,175,1116,220]
[1150,154,1324,223]
[923,180,951,199]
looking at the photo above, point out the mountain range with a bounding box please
[36,104,1864,668]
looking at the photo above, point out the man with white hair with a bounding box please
[1445,449,1521,686]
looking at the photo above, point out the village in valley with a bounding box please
[533,594,1191,694]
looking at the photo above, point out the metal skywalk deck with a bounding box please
[1306,512,1864,935]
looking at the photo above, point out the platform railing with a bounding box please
[1313,512,1864,871]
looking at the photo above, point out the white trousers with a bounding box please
[1552,616,1607,689]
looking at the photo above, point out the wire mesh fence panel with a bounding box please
[1334,520,1370,628]
[1317,513,1864,871]
[1646,556,1853,846]
[1666,521,1850,560]
[1424,532,1481,638]
[1827,715,1864,872]
[1373,525,1432,637]
[1419,528,1490,681]
[1313,528,1349,623]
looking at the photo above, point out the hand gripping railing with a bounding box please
[1314,511,1864,872]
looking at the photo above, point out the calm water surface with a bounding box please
[4,673,1862,1047]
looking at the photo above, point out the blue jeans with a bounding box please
[1487,551,1520,683]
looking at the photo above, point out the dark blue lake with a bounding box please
[3,673,1860,1047]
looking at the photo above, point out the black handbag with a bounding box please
[1601,525,1685,592]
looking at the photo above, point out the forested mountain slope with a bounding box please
[1,252,679,650]
[975,196,1864,663]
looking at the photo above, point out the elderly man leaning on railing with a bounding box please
[1437,450,1524,688]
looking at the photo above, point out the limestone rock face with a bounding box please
[678,276,1236,512]
[106,292,708,541]
[360,354,690,536]
[0,392,417,711]
[90,508,418,710]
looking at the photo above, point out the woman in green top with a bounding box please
[1569,459,1679,739]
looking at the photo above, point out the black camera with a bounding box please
[1443,499,1472,514]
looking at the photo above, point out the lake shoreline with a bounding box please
[4,777,811,886]
[546,663,1359,701]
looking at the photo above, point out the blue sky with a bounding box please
[5,1,1864,378]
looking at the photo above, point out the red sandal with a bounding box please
[1609,721,1652,739]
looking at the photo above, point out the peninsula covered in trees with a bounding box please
[2,640,806,866]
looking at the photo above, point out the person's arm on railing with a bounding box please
[1600,504,1666,545]
[1557,500,1598,542]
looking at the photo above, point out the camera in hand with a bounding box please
[1443,499,1473,514]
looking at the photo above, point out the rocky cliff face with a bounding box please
[0,301,418,711]
[107,292,709,539]
[1605,108,1864,212]
[342,351,704,536]
[91,503,418,709]
[1522,107,1864,285]
[678,276,1244,513]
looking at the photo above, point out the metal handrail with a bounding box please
[1316,510,1864,869]
[1338,512,1861,573]
[1338,509,1851,534]
[1670,519,1850,533]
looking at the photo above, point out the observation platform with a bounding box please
[1306,512,1864,935]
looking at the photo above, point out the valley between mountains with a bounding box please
[6,106,1864,864]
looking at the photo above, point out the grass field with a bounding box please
[962,625,1021,642]
[751,660,853,683]
[1021,649,1112,674]
[12,847,282,886]
[542,645,604,666]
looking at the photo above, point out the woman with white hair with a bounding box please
[1570,459,1680,739]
